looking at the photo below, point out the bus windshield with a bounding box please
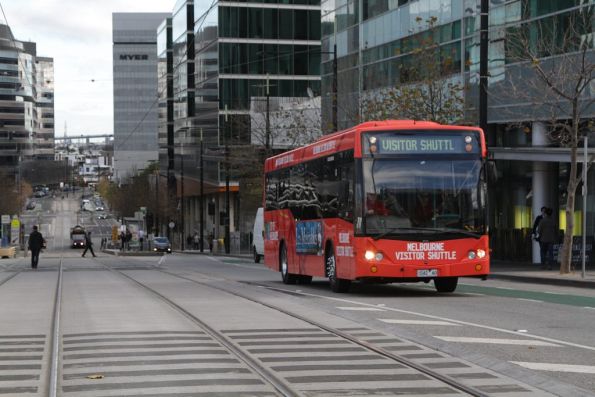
[363,158,486,238]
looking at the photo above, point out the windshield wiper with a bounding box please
[373,226,481,240]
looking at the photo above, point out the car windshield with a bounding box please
[363,158,486,238]
[155,237,169,244]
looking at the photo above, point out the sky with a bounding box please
[1,0,172,136]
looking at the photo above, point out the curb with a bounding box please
[490,273,595,289]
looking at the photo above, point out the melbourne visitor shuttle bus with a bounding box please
[262,120,490,293]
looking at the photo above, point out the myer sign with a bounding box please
[119,54,149,61]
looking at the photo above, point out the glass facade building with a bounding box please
[157,0,321,241]
[320,0,595,263]
[112,12,170,182]
[0,24,54,177]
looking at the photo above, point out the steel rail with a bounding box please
[47,258,63,397]
[155,267,491,397]
[98,260,299,397]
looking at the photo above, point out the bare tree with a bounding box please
[361,17,470,125]
[501,5,595,274]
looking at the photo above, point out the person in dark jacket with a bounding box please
[82,231,97,258]
[537,208,556,270]
[28,225,44,269]
[532,206,547,241]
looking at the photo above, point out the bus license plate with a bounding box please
[417,269,438,277]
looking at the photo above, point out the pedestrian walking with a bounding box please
[28,225,44,269]
[139,229,145,251]
[125,228,132,250]
[193,232,199,250]
[537,208,556,270]
[82,231,97,258]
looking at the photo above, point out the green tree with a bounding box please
[503,6,595,274]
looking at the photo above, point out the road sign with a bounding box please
[10,217,20,245]
[1,215,9,224]
[168,222,175,229]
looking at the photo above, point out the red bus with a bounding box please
[263,120,489,293]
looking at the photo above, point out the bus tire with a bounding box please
[280,243,297,284]
[253,246,261,263]
[326,245,350,293]
[434,277,458,293]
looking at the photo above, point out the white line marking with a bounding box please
[337,306,385,312]
[584,307,595,310]
[511,362,595,374]
[517,298,542,303]
[462,293,485,296]
[435,336,560,346]
[380,319,460,326]
[260,287,595,352]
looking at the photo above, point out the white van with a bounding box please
[252,207,264,263]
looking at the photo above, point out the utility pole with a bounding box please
[479,0,489,134]
[199,128,204,252]
[224,105,230,254]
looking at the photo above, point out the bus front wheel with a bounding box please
[326,247,350,293]
[280,244,297,284]
[434,277,458,293]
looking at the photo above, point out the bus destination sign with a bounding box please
[368,133,478,155]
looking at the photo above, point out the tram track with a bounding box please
[97,259,299,397]
[96,256,516,397]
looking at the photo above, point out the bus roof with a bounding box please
[264,120,486,173]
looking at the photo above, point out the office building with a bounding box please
[0,24,54,178]
[320,0,595,263]
[112,12,170,182]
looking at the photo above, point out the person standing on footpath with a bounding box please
[28,225,44,269]
[82,231,97,258]
[532,206,546,242]
[537,208,556,270]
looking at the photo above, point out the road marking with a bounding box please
[435,336,560,346]
[517,298,542,303]
[511,362,595,374]
[337,306,385,312]
[584,307,595,310]
[259,287,595,352]
[380,319,460,326]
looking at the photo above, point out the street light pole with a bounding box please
[479,0,489,134]
[332,42,338,132]
[582,136,588,279]
[265,73,270,152]
[199,128,204,252]
[224,105,230,254]
[180,137,185,251]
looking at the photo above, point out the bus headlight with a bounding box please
[375,252,384,261]
[467,250,477,259]
[476,249,486,258]
[364,250,375,261]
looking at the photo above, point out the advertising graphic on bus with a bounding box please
[262,120,490,293]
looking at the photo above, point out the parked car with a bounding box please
[97,213,107,220]
[252,207,264,263]
[26,201,36,210]
[153,237,171,253]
